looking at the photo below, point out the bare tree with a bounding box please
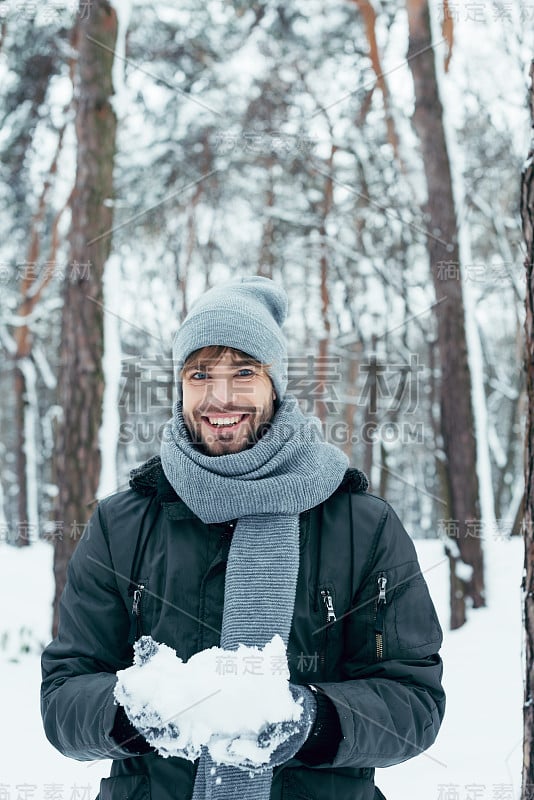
[406,0,484,628]
[13,127,69,545]
[52,0,118,635]
[521,60,534,800]
[349,0,402,162]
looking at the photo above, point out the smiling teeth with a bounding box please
[208,416,242,426]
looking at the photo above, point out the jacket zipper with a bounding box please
[128,583,145,645]
[319,588,336,675]
[375,573,387,661]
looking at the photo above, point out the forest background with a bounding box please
[0,0,533,797]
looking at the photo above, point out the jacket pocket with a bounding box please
[318,586,339,678]
[393,574,442,653]
[127,578,150,646]
[374,572,388,661]
[97,774,150,800]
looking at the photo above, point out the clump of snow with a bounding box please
[455,560,474,583]
[114,634,304,766]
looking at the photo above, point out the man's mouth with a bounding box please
[201,414,249,430]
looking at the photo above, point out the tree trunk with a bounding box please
[14,363,29,544]
[259,156,276,280]
[521,59,534,800]
[316,144,336,424]
[362,337,378,487]
[350,0,402,162]
[406,0,484,628]
[342,341,360,462]
[52,0,118,636]
[13,124,68,545]
[13,288,35,546]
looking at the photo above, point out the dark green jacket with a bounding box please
[41,457,445,800]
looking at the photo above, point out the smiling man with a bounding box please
[41,275,445,800]
[181,347,275,455]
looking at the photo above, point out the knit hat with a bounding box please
[173,276,289,400]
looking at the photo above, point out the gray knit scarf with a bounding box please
[160,395,348,800]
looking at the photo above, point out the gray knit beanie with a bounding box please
[173,276,289,400]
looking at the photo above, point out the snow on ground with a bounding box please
[376,536,524,800]
[0,541,110,799]
[0,535,524,800]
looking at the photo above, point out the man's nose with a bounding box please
[207,376,233,405]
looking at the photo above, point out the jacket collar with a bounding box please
[128,456,193,519]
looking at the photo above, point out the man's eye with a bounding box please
[190,371,208,380]
[236,368,254,377]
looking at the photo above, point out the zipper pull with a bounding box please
[375,574,387,634]
[378,574,387,604]
[128,584,145,645]
[321,589,337,623]
[375,573,388,660]
[132,585,144,615]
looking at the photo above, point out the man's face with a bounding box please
[181,349,276,456]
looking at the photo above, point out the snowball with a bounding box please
[114,634,303,766]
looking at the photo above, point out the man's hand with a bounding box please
[113,635,316,764]
[114,637,201,760]
[207,684,317,771]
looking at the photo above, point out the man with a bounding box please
[41,275,445,800]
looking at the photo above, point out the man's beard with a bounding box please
[183,400,275,456]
